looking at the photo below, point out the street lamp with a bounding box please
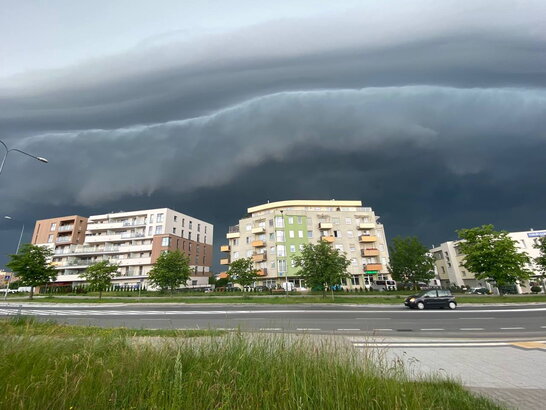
[0,139,48,177]
[3,216,24,300]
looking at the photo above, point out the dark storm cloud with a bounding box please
[1,1,546,137]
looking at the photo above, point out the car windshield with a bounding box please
[416,290,437,298]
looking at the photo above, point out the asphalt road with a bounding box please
[2,303,546,338]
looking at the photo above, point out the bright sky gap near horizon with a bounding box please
[1,0,545,270]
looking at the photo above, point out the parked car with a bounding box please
[467,287,489,295]
[404,289,457,310]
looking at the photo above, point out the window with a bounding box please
[334,230,342,238]
[162,237,170,247]
[278,259,287,274]
[189,221,193,229]
[155,226,163,234]
[246,236,250,244]
[182,218,185,227]
[288,217,294,225]
[47,234,54,243]
[290,245,296,253]
[307,231,313,238]
[350,245,356,253]
[297,216,303,224]
[197,223,201,232]
[149,214,154,223]
[345,218,352,225]
[299,244,304,251]
[332,217,340,225]
[275,216,284,228]
[205,226,207,234]
[269,219,274,227]
[50,223,56,231]
[233,251,239,259]
[277,245,286,257]
[174,215,177,222]
[157,213,164,223]
[188,232,192,240]
[347,231,353,238]
[269,233,275,241]
[231,238,239,246]
[298,230,303,238]
[172,228,176,234]
[289,230,295,238]
[276,231,285,242]
[351,258,357,266]
[197,234,200,242]
[246,250,253,257]
[335,244,344,252]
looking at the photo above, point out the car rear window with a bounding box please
[437,290,452,297]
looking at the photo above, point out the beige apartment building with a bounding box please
[430,229,546,293]
[32,208,213,288]
[220,200,391,290]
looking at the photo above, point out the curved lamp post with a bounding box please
[3,216,25,300]
[0,139,48,177]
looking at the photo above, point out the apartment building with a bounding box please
[430,229,546,292]
[32,208,213,288]
[220,200,391,289]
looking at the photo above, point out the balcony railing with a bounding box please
[361,248,380,257]
[58,225,74,232]
[320,236,334,243]
[359,235,377,243]
[319,222,333,230]
[55,237,71,243]
[220,258,230,265]
[220,245,231,252]
[251,240,265,247]
[252,253,267,262]
[228,225,240,233]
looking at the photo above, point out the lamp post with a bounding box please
[3,216,24,300]
[0,139,48,177]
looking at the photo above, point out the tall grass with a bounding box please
[0,320,501,409]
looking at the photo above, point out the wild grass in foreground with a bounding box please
[0,316,225,338]
[0,319,501,409]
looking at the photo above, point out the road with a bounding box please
[2,303,546,339]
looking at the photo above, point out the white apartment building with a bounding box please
[32,208,213,288]
[430,229,546,293]
[220,200,391,290]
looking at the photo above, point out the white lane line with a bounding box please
[541,326,546,329]
[500,327,525,330]
[459,317,494,320]
[373,328,393,331]
[259,328,282,331]
[217,328,237,331]
[356,317,391,320]
[420,328,444,331]
[141,318,170,321]
[296,328,321,331]
[353,342,511,348]
[337,328,360,331]
[460,328,484,331]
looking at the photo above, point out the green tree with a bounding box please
[293,241,351,300]
[6,244,57,299]
[533,236,546,291]
[229,257,260,292]
[148,250,191,295]
[457,225,531,293]
[387,236,435,290]
[81,260,119,300]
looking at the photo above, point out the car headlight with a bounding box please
[409,298,415,303]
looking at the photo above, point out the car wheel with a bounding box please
[448,301,457,310]
[417,302,425,310]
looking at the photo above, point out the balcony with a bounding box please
[252,253,267,262]
[122,219,147,227]
[251,227,266,234]
[321,236,335,243]
[55,236,71,243]
[358,222,375,230]
[58,225,74,232]
[226,232,240,239]
[220,258,230,265]
[251,240,265,248]
[257,269,267,276]
[319,222,333,230]
[362,248,380,257]
[359,235,377,243]
[365,263,383,272]
[220,245,231,252]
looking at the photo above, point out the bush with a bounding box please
[531,286,542,294]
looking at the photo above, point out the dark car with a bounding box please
[404,289,457,310]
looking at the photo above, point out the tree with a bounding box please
[6,244,57,299]
[81,260,119,300]
[388,236,435,290]
[533,236,546,291]
[148,250,191,295]
[228,257,260,291]
[293,241,351,300]
[457,225,531,293]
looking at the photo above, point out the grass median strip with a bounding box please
[0,318,501,410]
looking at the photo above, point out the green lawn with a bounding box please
[7,293,546,304]
[0,318,501,410]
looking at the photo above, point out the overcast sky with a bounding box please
[1,0,545,270]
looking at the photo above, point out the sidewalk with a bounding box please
[351,338,546,410]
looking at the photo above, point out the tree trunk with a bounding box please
[330,287,335,301]
[29,287,34,300]
[99,290,102,300]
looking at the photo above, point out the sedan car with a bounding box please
[404,289,457,310]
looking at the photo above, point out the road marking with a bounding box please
[296,328,321,331]
[459,317,494,320]
[459,328,484,331]
[500,327,524,330]
[541,326,546,329]
[373,328,393,331]
[356,317,391,320]
[217,328,237,331]
[509,342,546,349]
[337,328,360,331]
[141,318,170,321]
[353,341,512,348]
[420,328,444,331]
[259,328,282,331]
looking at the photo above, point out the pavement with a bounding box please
[350,337,546,410]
